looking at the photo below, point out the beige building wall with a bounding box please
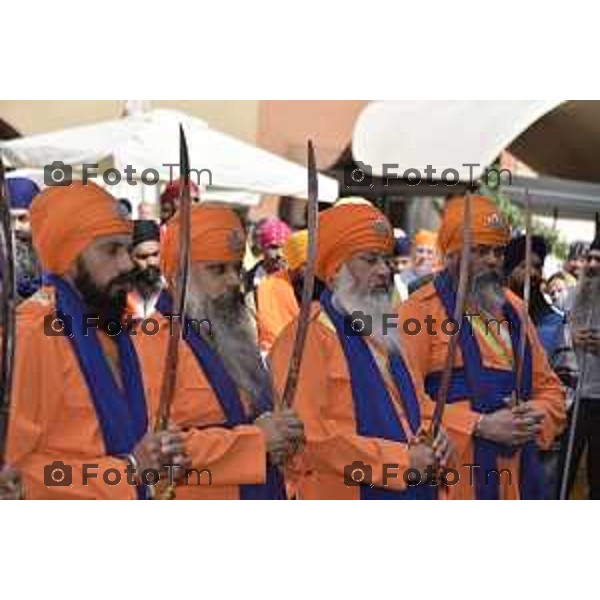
[0,100,260,142]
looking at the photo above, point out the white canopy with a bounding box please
[352,100,564,181]
[0,108,339,205]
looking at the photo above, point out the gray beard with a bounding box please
[332,265,402,354]
[186,291,270,410]
[571,271,600,328]
[468,271,506,318]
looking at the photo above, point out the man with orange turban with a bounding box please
[5,181,186,499]
[399,229,440,294]
[269,202,451,499]
[398,195,566,499]
[256,229,323,355]
[139,204,304,499]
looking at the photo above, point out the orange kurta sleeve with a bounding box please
[170,350,267,486]
[136,322,268,497]
[256,271,299,354]
[270,309,412,499]
[7,301,137,500]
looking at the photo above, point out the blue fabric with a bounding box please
[429,270,545,500]
[7,177,40,209]
[46,274,149,499]
[536,308,565,359]
[320,289,435,500]
[156,292,285,499]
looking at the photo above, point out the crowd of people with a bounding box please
[0,177,598,500]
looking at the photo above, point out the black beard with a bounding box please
[74,260,134,334]
[132,266,162,299]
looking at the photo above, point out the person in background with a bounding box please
[7,177,42,301]
[564,231,600,499]
[564,241,589,284]
[117,198,133,220]
[401,229,440,294]
[127,220,163,319]
[504,234,577,498]
[392,235,412,303]
[244,217,291,295]
[160,180,200,224]
[547,271,573,313]
[256,229,322,355]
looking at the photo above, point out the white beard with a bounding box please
[331,264,402,354]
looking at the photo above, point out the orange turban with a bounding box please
[30,181,131,275]
[414,229,438,248]
[316,203,394,283]
[162,205,246,280]
[284,230,308,271]
[438,195,510,255]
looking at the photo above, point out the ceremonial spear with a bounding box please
[0,154,23,498]
[152,125,192,500]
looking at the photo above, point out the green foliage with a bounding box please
[480,170,568,260]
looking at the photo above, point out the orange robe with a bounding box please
[6,293,139,499]
[398,283,566,499]
[135,314,268,499]
[256,271,299,354]
[7,292,267,499]
[269,304,431,500]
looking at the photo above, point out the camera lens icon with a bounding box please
[44,161,72,187]
[344,461,372,487]
[44,312,73,337]
[343,160,373,189]
[344,311,372,337]
[44,461,73,487]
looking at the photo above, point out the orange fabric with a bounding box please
[135,314,267,499]
[30,181,131,275]
[269,304,431,499]
[414,229,437,249]
[283,230,308,271]
[316,204,394,283]
[6,292,138,499]
[398,283,567,500]
[438,195,510,255]
[6,290,266,499]
[256,271,299,354]
[161,205,246,280]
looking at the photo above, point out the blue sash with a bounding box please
[428,270,545,500]
[46,275,149,499]
[320,289,435,500]
[156,292,285,499]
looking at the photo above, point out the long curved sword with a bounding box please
[280,140,319,409]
